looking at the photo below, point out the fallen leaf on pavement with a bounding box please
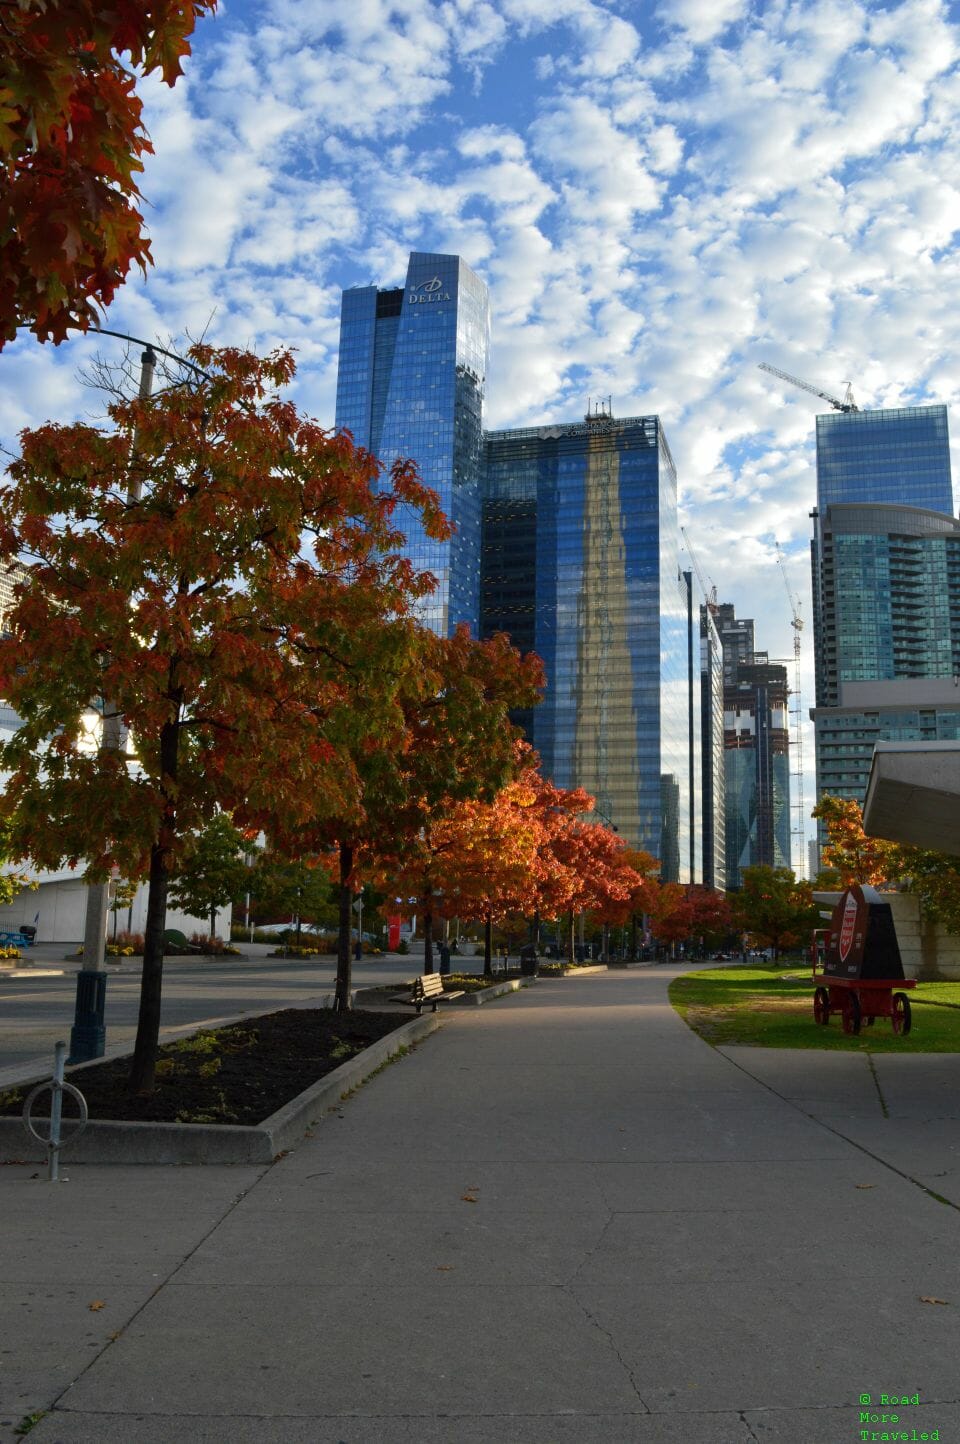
[855,1184,876,1190]
[88,1301,105,1312]
[461,1194,477,1203]
[919,1296,949,1306]
[436,1265,454,1272]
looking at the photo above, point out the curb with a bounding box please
[0,1011,438,1167]
[450,978,533,1005]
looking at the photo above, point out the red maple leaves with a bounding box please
[1,1,217,344]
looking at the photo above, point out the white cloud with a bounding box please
[7,0,960,861]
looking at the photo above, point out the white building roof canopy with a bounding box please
[863,741,960,856]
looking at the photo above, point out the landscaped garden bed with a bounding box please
[0,1008,408,1125]
[670,965,960,1052]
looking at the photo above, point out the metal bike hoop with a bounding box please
[22,1080,89,1145]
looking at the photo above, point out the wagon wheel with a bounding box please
[813,987,830,1025]
[891,992,912,1036]
[842,992,862,1036]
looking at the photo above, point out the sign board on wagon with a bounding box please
[822,883,904,981]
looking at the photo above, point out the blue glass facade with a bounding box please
[813,504,960,707]
[482,414,699,879]
[335,252,490,634]
[811,403,959,823]
[816,406,953,514]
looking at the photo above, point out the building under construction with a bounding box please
[714,603,791,888]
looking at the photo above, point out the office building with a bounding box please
[815,405,952,515]
[335,251,490,635]
[482,409,700,878]
[335,254,702,876]
[716,604,791,887]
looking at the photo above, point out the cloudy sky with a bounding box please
[4,0,960,870]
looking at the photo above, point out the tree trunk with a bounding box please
[210,906,216,941]
[334,841,353,1012]
[629,912,638,961]
[128,712,179,1095]
[128,839,170,1093]
[483,912,493,977]
[601,921,609,962]
[423,887,434,974]
[567,909,575,965]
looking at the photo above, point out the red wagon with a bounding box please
[812,884,916,1038]
[811,971,915,1035]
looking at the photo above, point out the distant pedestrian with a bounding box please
[438,940,451,975]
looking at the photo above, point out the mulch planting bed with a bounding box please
[0,1008,406,1127]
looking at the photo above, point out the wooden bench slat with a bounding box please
[388,973,465,1013]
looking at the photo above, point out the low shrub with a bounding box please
[189,932,241,956]
[114,930,145,952]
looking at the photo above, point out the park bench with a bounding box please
[389,972,464,1015]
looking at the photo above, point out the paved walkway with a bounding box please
[2,967,959,1443]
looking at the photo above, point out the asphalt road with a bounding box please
[0,947,444,1079]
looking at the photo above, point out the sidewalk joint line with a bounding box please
[715,1048,960,1215]
[41,1162,273,1416]
[866,1052,890,1117]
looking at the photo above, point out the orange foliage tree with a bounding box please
[0,345,448,1088]
[1,1,218,345]
[812,795,900,886]
[271,627,544,1005]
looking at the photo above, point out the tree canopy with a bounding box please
[0,344,450,1087]
[1,0,217,345]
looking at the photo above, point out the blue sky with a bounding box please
[3,0,960,870]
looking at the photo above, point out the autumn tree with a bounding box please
[814,793,960,935]
[730,866,819,959]
[168,812,248,939]
[1,0,217,345]
[352,631,544,990]
[812,795,899,886]
[0,344,449,1089]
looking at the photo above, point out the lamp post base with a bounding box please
[68,970,107,1063]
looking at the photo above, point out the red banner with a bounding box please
[388,916,402,950]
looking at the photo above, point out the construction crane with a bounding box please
[680,526,718,611]
[775,540,806,876]
[759,361,859,413]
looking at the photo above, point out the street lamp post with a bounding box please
[69,342,155,1063]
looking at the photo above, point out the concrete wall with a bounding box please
[0,876,231,945]
[885,892,960,982]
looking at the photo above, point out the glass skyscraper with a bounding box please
[816,405,952,513]
[482,411,700,878]
[811,402,958,820]
[335,252,490,634]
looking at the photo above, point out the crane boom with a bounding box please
[680,527,717,611]
[758,361,858,413]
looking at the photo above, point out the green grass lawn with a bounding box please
[670,965,960,1052]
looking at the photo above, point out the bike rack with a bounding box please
[22,1041,88,1181]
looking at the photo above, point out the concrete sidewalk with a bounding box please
[2,967,959,1443]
